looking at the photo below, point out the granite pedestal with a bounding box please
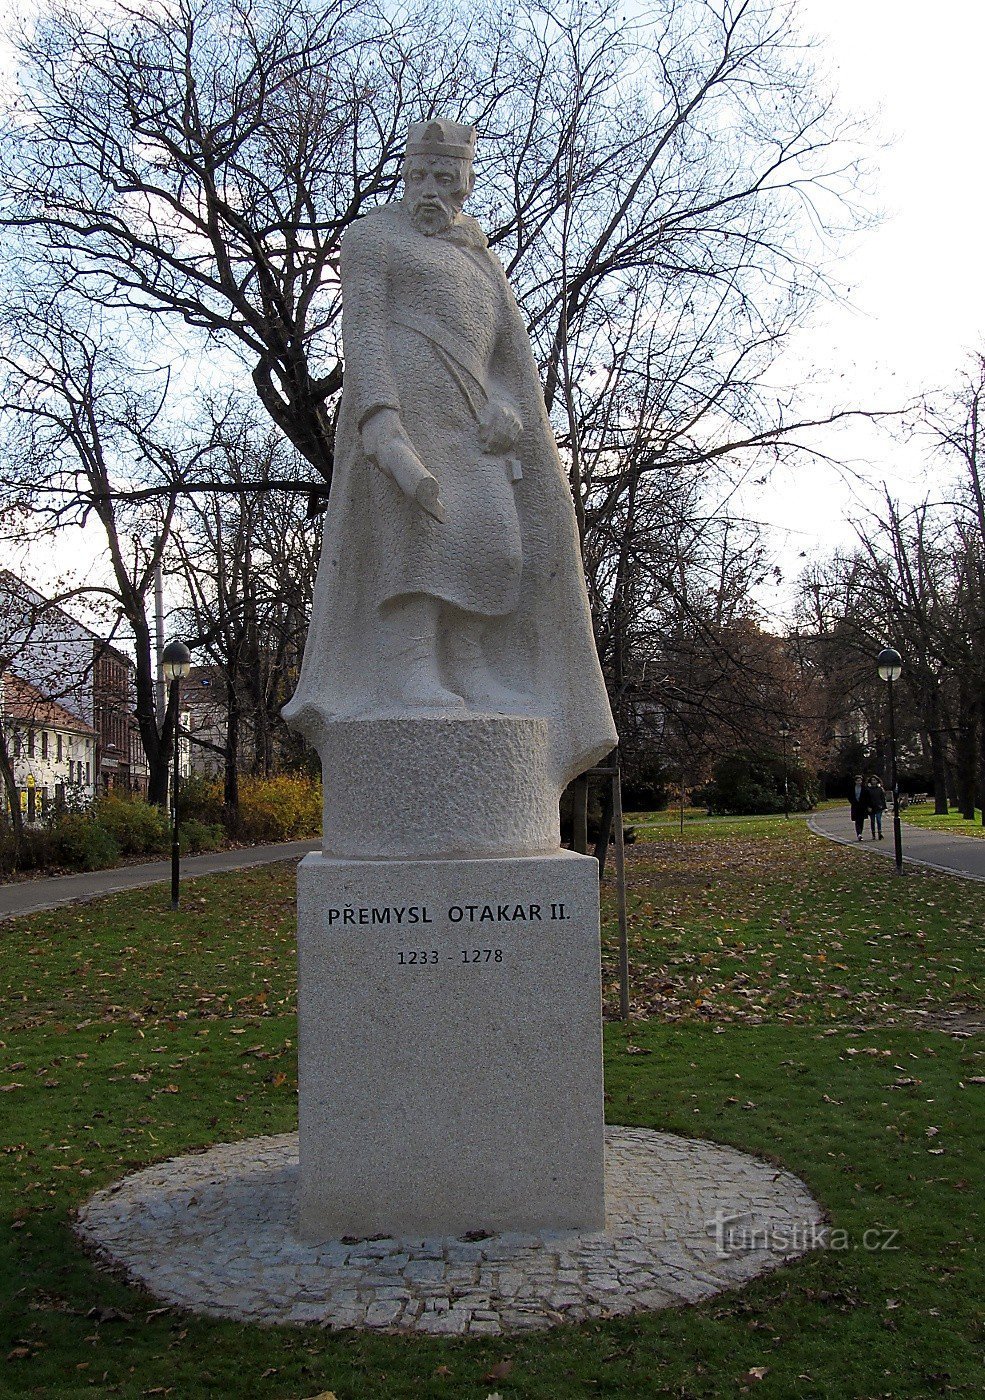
[296,849,604,1240]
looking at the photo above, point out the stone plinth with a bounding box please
[317,715,559,860]
[296,849,604,1240]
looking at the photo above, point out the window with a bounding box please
[13,731,21,759]
[27,729,35,758]
[57,733,63,761]
[85,761,91,784]
[41,730,48,760]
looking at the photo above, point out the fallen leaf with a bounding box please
[483,1360,513,1382]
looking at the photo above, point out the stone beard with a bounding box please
[284,121,616,792]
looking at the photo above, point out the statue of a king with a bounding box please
[283,119,616,790]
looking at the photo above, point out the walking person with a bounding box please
[866,775,887,839]
[849,774,868,841]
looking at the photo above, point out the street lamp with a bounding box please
[779,719,792,819]
[162,640,192,909]
[877,645,904,873]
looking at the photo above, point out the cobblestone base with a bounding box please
[75,1127,824,1334]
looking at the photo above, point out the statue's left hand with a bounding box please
[478,399,522,455]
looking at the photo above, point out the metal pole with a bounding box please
[170,676,181,909]
[154,557,166,727]
[783,731,789,819]
[887,677,904,873]
[613,763,630,1023]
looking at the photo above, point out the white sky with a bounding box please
[747,0,985,609]
[2,0,983,631]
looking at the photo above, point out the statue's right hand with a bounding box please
[362,409,446,522]
[360,407,404,461]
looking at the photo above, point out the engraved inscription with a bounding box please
[395,948,505,966]
[327,900,570,928]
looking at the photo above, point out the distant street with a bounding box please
[0,839,320,921]
[810,807,985,883]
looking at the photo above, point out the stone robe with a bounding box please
[344,205,524,617]
[284,204,617,789]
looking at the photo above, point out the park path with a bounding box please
[809,806,985,883]
[0,838,320,921]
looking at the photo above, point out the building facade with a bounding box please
[0,570,149,802]
[1,672,98,822]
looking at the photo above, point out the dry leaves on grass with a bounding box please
[601,832,985,1028]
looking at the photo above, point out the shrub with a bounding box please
[94,794,168,856]
[53,814,120,871]
[177,773,225,826]
[237,774,321,842]
[179,819,225,855]
[693,749,816,816]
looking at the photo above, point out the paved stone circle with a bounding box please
[75,1127,824,1334]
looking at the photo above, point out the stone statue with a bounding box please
[286,122,614,1234]
[284,119,616,813]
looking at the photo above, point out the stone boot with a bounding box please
[446,620,523,712]
[385,598,463,711]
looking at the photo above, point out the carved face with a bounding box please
[402,154,473,235]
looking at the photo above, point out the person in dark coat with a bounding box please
[849,774,868,841]
[866,775,887,839]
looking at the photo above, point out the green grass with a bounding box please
[903,801,985,838]
[1,820,982,1397]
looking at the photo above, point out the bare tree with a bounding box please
[171,400,318,821]
[1,0,881,814]
[0,311,189,804]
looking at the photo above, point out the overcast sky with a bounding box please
[749,0,985,607]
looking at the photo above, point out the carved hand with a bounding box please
[361,408,446,523]
[478,398,523,455]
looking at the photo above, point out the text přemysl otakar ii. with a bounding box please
[284,120,616,1239]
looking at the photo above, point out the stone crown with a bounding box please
[405,119,476,162]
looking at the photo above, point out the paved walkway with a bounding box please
[76,1126,823,1333]
[809,806,985,882]
[0,839,320,921]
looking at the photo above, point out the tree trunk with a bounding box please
[956,703,978,820]
[223,684,241,832]
[0,727,24,849]
[927,700,949,814]
[126,602,173,807]
[594,768,615,878]
[571,775,589,854]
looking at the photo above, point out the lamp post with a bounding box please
[877,646,904,874]
[162,641,192,909]
[779,719,791,819]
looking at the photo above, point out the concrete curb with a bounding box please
[0,839,320,921]
[807,815,985,885]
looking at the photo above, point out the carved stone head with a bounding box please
[402,119,476,236]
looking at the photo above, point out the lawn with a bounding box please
[902,801,985,839]
[1,817,982,1398]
